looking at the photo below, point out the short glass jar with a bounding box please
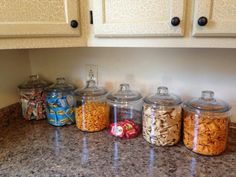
[142,86,182,146]
[107,83,143,139]
[18,75,51,120]
[183,90,231,156]
[75,78,109,132]
[45,77,76,126]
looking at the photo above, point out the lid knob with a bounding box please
[201,90,215,101]
[120,83,130,91]
[29,74,39,82]
[86,79,96,88]
[157,86,169,95]
[56,77,66,84]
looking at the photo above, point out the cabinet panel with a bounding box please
[0,0,81,37]
[193,0,236,36]
[93,0,186,37]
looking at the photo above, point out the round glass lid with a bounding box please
[144,86,182,106]
[184,90,231,113]
[45,77,76,92]
[107,83,142,103]
[18,74,51,89]
[76,78,107,97]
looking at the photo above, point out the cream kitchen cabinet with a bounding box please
[193,0,236,36]
[92,0,186,37]
[0,0,81,37]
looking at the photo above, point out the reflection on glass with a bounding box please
[53,128,61,156]
[112,141,119,176]
[190,157,197,177]
[147,147,155,177]
[193,115,199,152]
[81,134,89,165]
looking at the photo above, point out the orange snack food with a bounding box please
[76,102,109,132]
[183,111,229,156]
[183,90,231,156]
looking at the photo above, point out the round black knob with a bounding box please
[171,17,181,26]
[71,20,78,28]
[198,17,208,26]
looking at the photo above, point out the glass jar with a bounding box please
[75,78,109,132]
[143,87,182,146]
[183,90,231,156]
[18,74,51,120]
[45,77,76,126]
[107,83,143,139]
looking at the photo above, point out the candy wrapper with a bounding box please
[108,107,142,138]
[20,89,47,120]
[46,92,75,126]
[109,120,141,139]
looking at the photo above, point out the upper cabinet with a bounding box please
[0,0,81,37]
[93,0,186,37]
[193,0,236,37]
[1,0,236,49]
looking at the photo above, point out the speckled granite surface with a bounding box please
[0,103,21,128]
[0,118,235,177]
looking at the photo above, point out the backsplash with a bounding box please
[29,48,236,122]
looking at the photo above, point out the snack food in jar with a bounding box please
[75,78,109,132]
[183,90,231,156]
[107,83,143,139]
[18,75,51,120]
[143,86,182,146]
[45,77,76,126]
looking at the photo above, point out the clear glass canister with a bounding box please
[75,78,109,132]
[143,87,182,146]
[183,90,231,156]
[45,77,76,126]
[18,74,51,120]
[107,83,143,139]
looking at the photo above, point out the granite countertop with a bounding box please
[0,118,236,177]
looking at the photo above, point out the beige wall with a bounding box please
[0,50,30,108]
[29,48,236,122]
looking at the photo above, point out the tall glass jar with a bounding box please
[18,74,51,120]
[107,83,143,139]
[183,90,231,156]
[143,87,182,146]
[75,78,109,132]
[45,77,76,126]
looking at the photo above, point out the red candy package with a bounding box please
[109,120,141,139]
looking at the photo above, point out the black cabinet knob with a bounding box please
[71,20,78,28]
[198,17,208,26]
[171,17,181,26]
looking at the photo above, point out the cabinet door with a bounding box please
[0,0,80,37]
[93,0,186,37]
[193,0,236,36]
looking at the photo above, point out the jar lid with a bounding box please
[45,77,76,92]
[18,74,51,89]
[144,86,182,106]
[184,90,231,113]
[76,78,107,97]
[107,83,142,103]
